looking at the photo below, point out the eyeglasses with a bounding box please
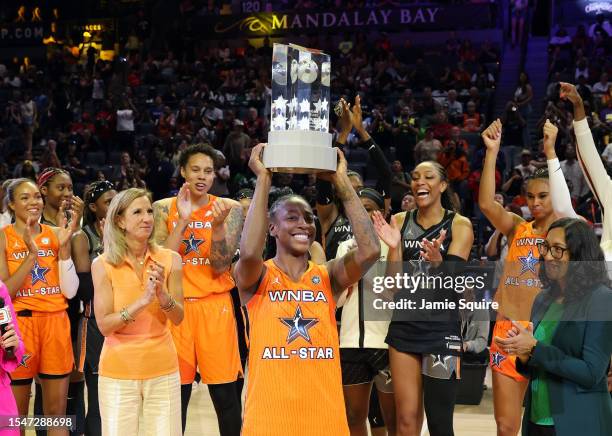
[537,241,569,260]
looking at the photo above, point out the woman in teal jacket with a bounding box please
[495,218,612,436]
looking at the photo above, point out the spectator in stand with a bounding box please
[390,160,411,213]
[478,39,499,63]
[20,91,36,154]
[244,107,266,141]
[401,192,416,212]
[514,72,533,146]
[445,89,463,124]
[471,65,496,91]
[502,168,525,199]
[452,61,472,90]
[462,101,484,133]
[418,87,440,121]
[115,97,137,155]
[549,27,572,49]
[410,58,435,89]
[445,30,461,57]
[95,100,115,156]
[431,111,453,141]
[112,152,133,182]
[368,105,394,149]
[572,24,590,53]
[157,106,176,141]
[511,0,529,48]
[393,105,419,170]
[588,13,612,38]
[444,126,469,154]
[515,149,537,179]
[574,59,589,82]
[438,138,470,208]
[175,108,194,137]
[40,139,62,170]
[12,150,40,178]
[593,73,610,96]
[501,101,526,175]
[64,155,89,187]
[116,165,146,191]
[144,146,174,201]
[459,40,477,63]
[601,98,612,127]
[224,120,251,177]
[414,127,442,164]
[560,145,588,202]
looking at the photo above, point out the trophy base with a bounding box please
[264,130,337,174]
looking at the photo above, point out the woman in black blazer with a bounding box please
[495,218,612,436]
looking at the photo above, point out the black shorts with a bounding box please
[340,348,392,393]
[386,321,462,356]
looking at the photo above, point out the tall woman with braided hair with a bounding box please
[0,178,80,436]
[374,160,473,436]
[36,168,90,435]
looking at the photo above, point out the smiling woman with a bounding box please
[93,188,184,436]
[495,218,612,436]
[0,178,80,436]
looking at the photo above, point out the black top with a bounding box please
[386,209,463,355]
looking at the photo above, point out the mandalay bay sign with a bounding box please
[196,5,492,38]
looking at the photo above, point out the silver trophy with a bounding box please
[264,43,336,174]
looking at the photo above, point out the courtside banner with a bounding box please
[194,5,492,38]
[357,261,612,322]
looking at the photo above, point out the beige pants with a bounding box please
[99,371,181,436]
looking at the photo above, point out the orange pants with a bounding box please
[489,319,529,382]
[170,293,243,385]
[11,310,74,380]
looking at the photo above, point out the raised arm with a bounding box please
[325,149,380,295]
[352,96,392,211]
[543,119,578,219]
[153,194,185,251]
[560,82,612,208]
[316,98,354,233]
[478,120,523,237]
[234,143,271,304]
[209,198,244,275]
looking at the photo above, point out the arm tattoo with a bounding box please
[153,202,170,244]
[337,182,379,276]
[210,207,244,273]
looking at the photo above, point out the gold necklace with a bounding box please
[130,252,146,265]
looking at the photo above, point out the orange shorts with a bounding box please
[170,292,243,385]
[489,319,529,382]
[11,310,74,380]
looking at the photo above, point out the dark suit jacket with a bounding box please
[516,285,612,436]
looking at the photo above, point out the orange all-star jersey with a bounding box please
[243,260,349,436]
[495,220,546,321]
[3,224,65,312]
[166,195,234,298]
